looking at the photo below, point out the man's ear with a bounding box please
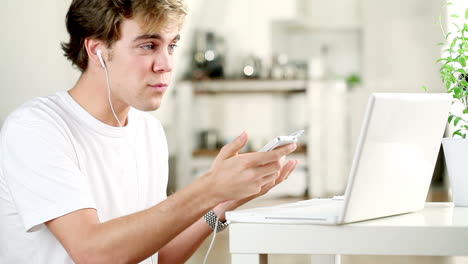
[84,38,106,69]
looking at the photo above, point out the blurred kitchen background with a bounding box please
[2,0,458,198]
[2,0,468,263]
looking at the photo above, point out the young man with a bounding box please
[0,0,298,263]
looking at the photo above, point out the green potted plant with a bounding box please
[436,4,468,206]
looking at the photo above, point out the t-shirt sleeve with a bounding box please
[1,118,96,232]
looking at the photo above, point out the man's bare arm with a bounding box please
[46,176,219,263]
[46,133,296,263]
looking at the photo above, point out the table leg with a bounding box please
[311,254,341,264]
[231,253,268,264]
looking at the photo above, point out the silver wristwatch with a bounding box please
[203,210,229,233]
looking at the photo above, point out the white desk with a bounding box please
[229,203,468,264]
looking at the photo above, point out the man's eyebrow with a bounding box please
[133,33,180,42]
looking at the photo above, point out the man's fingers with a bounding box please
[282,160,298,181]
[250,161,282,179]
[259,172,279,186]
[277,160,296,183]
[247,143,297,167]
[215,131,248,162]
[257,160,298,195]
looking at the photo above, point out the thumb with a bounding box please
[215,131,248,162]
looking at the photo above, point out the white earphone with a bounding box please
[97,49,106,69]
[96,48,123,127]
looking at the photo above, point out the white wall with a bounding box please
[362,0,445,93]
[0,0,79,125]
[296,0,361,29]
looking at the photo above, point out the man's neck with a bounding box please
[68,71,130,127]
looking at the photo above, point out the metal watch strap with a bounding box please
[203,210,229,233]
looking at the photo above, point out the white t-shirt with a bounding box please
[0,91,168,263]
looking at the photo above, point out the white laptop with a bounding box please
[226,93,452,225]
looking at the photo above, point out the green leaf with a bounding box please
[451,74,458,83]
[465,8,468,19]
[453,130,463,138]
[454,116,462,126]
[461,57,467,67]
[442,64,454,72]
[452,14,460,19]
[463,109,468,114]
[451,37,458,50]
[448,115,455,124]
[437,42,445,46]
[422,86,428,92]
[456,68,467,74]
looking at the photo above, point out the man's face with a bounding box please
[104,19,180,111]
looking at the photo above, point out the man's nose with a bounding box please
[153,51,173,73]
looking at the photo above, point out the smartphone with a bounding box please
[258,130,304,152]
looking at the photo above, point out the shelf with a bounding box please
[175,78,353,197]
[189,79,307,94]
[193,145,308,157]
[193,149,220,157]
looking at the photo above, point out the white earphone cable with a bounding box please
[202,212,222,264]
[102,62,123,127]
[101,52,154,263]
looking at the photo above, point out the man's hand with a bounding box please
[247,158,298,199]
[203,131,298,210]
[215,158,298,219]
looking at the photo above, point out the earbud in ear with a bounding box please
[97,49,106,69]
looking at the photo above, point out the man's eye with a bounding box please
[168,44,178,53]
[141,44,155,51]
